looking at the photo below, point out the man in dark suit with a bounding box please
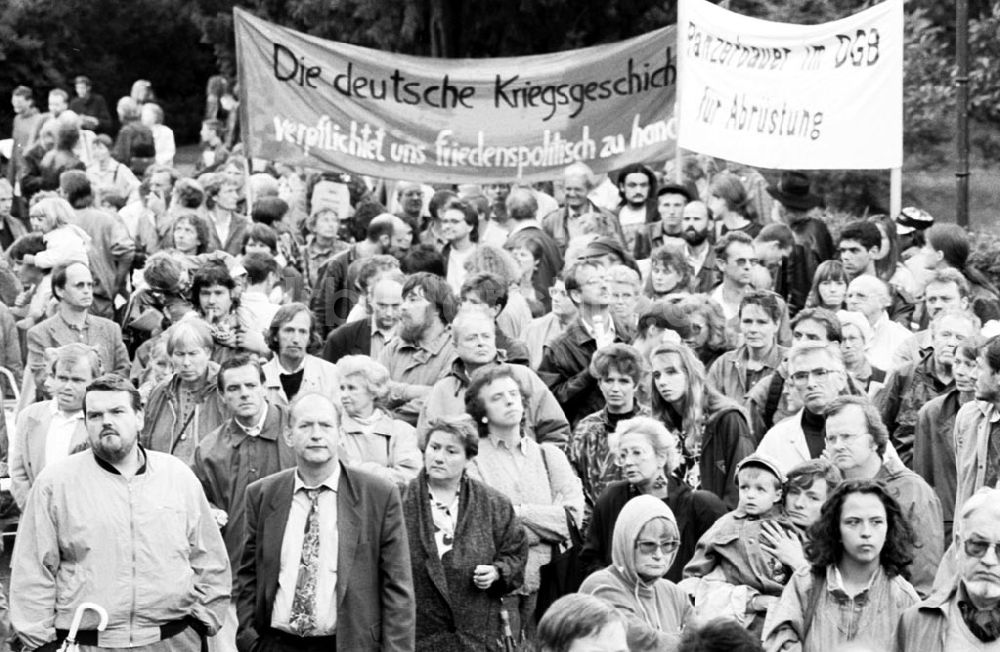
[321,273,402,364]
[235,393,415,652]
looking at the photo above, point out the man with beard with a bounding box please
[614,163,657,255]
[378,272,459,426]
[539,261,631,427]
[955,336,1000,516]
[680,200,718,293]
[10,374,230,651]
[262,303,340,408]
[877,309,977,468]
[323,271,403,363]
[894,488,1000,650]
[542,162,624,254]
[823,395,943,597]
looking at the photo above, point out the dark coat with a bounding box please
[772,243,816,317]
[311,245,362,337]
[876,350,952,469]
[913,390,965,541]
[236,464,415,652]
[402,471,528,651]
[579,477,726,583]
[322,315,373,363]
[538,316,631,427]
[787,216,835,264]
[69,93,113,134]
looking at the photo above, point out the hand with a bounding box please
[760,521,807,569]
[750,594,779,613]
[473,564,499,590]
[211,508,229,528]
[235,328,268,354]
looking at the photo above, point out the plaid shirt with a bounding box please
[569,403,650,508]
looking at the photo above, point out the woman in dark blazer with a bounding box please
[402,415,528,651]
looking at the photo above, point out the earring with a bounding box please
[482,417,488,424]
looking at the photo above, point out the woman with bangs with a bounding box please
[649,341,754,509]
[644,246,694,301]
[763,479,919,652]
[805,260,849,311]
[677,294,734,370]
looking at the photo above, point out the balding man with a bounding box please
[235,393,414,652]
[505,187,563,312]
[310,214,400,337]
[846,275,911,371]
[894,488,1000,650]
[542,163,624,254]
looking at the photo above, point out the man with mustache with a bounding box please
[895,488,1000,650]
[11,373,230,651]
[378,272,459,426]
[262,303,341,408]
[680,200,719,293]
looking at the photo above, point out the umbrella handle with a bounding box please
[67,602,110,640]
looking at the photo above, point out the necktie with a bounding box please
[288,487,322,636]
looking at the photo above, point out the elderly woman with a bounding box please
[763,480,919,652]
[402,415,528,651]
[336,354,422,487]
[580,495,693,651]
[837,309,885,396]
[464,364,585,643]
[580,416,726,583]
[142,318,228,463]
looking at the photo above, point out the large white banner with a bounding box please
[677,0,903,169]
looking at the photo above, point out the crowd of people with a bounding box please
[0,75,998,652]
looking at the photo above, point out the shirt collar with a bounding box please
[486,433,529,454]
[371,319,393,340]
[293,464,340,493]
[93,444,148,476]
[48,398,83,420]
[827,564,882,599]
[277,355,308,375]
[234,404,270,439]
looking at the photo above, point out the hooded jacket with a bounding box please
[579,495,691,652]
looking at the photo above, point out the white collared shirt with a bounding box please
[44,400,83,469]
[235,404,269,438]
[271,466,340,635]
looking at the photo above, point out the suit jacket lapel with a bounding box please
[337,465,361,609]
[262,471,296,607]
[416,475,453,611]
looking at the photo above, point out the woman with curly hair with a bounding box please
[645,246,694,301]
[677,294,734,369]
[762,479,919,652]
[649,342,754,508]
[805,260,849,311]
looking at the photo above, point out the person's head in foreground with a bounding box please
[535,593,628,652]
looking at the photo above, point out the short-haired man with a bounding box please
[417,305,568,447]
[824,395,943,596]
[194,355,296,650]
[379,272,459,425]
[954,336,1000,518]
[680,199,719,293]
[756,344,851,473]
[839,219,914,324]
[877,309,977,468]
[542,162,624,254]
[196,119,229,173]
[846,274,912,371]
[539,261,631,427]
[0,178,28,253]
[69,75,113,134]
[235,393,415,651]
[893,268,971,369]
[262,303,340,407]
[25,261,130,402]
[710,231,758,323]
[633,183,691,260]
[311,213,399,336]
[459,271,531,365]
[755,222,815,317]
[708,291,786,403]
[322,270,402,364]
[894,488,1000,650]
[505,187,564,312]
[569,343,651,507]
[59,170,136,317]
[535,593,628,652]
[10,343,98,508]
[11,374,230,650]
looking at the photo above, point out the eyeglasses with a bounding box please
[635,540,680,555]
[613,448,653,467]
[824,432,867,446]
[964,538,1000,559]
[729,257,760,267]
[790,368,833,385]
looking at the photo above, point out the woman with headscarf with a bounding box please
[580,494,692,652]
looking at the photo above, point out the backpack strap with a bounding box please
[800,570,826,642]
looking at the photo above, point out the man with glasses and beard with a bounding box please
[10,374,230,651]
[680,200,719,293]
[378,272,458,426]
